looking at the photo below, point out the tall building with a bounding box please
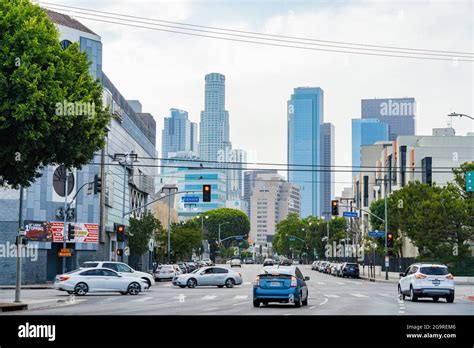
[352,118,389,169]
[199,73,231,162]
[249,173,300,245]
[320,123,335,216]
[227,148,246,200]
[162,108,198,160]
[243,170,278,217]
[288,87,324,217]
[361,98,416,140]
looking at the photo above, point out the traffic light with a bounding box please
[93,174,102,194]
[15,236,28,245]
[387,232,394,248]
[115,223,125,242]
[116,249,123,257]
[203,184,211,202]
[331,200,339,216]
[67,223,75,241]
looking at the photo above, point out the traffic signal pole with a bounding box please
[384,180,389,281]
[62,171,69,274]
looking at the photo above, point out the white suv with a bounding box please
[398,263,455,303]
[230,258,242,267]
[81,261,155,288]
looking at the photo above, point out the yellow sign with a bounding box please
[58,248,72,257]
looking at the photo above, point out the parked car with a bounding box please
[340,262,360,278]
[230,258,242,267]
[332,263,342,277]
[185,262,197,272]
[253,266,309,307]
[398,263,455,303]
[177,263,188,274]
[80,261,155,288]
[244,258,255,264]
[54,268,147,295]
[279,259,292,266]
[155,264,179,281]
[292,259,300,265]
[311,261,318,270]
[173,266,243,288]
[263,258,275,267]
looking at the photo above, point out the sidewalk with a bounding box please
[0,298,76,312]
[0,284,53,290]
[359,274,474,285]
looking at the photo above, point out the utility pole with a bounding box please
[62,170,69,274]
[383,179,389,281]
[14,186,24,303]
[161,185,178,264]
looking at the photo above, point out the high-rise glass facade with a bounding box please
[162,108,198,160]
[321,123,334,216]
[352,118,389,169]
[361,98,416,140]
[288,87,324,218]
[199,73,231,162]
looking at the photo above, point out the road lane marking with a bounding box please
[203,307,219,311]
[131,296,153,303]
[233,301,251,306]
[319,298,329,306]
[323,294,339,298]
[351,294,369,298]
[336,282,345,285]
[243,282,252,285]
[317,282,326,285]
[171,295,186,300]
[202,295,217,300]
[310,305,316,309]
[164,284,173,287]
[101,297,122,302]
[233,295,248,300]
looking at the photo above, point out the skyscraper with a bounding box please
[199,73,231,162]
[288,87,324,218]
[161,108,198,160]
[361,98,416,140]
[352,118,389,169]
[321,123,334,216]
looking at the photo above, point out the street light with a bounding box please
[448,112,473,120]
[196,215,209,260]
[218,222,230,246]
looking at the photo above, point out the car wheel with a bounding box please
[225,278,235,288]
[410,286,418,302]
[253,299,260,307]
[446,294,454,303]
[120,291,127,295]
[432,297,439,302]
[156,278,161,282]
[398,285,406,300]
[128,282,141,295]
[74,282,88,296]
[294,294,302,308]
[302,293,308,306]
[187,278,197,288]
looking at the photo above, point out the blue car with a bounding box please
[253,266,310,308]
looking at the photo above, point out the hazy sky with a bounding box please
[40,0,473,196]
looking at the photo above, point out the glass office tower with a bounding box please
[352,118,389,170]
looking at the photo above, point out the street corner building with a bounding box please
[0,10,157,285]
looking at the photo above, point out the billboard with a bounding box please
[24,221,99,243]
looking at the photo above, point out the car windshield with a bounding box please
[81,262,98,268]
[420,266,449,275]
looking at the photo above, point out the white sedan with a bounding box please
[173,266,243,288]
[54,268,148,295]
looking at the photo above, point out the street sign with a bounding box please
[182,196,199,203]
[467,171,474,192]
[234,236,243,240]
[343,211,358,218]
[58,248,72,257]
[289,237,296,241]
[368,231,385,237]
[385,256,389,267]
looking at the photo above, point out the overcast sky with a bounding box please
[41,0,473,196]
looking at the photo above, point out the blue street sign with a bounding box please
[234,236,243,240]
[289,237,296,241]
[182,196,199,203]
[368,231,385,237]
[467,171,473,192]
[343,211,358,218]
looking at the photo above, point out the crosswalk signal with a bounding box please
[93,174,102,194]
[387,232,394,248]
[331,200,339,216]
[116,249,123,257]
[67,223,75,241]
[115,223,125,242]
[203,184,211,202]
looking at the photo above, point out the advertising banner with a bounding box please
[24,221,99,243]
[24,220,54,242]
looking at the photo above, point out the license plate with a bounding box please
[270,282,280,286]
[432,279,440,285]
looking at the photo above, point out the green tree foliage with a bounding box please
[128,213,163,257]
[0,0,111,187]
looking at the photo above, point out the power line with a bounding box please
[39,5,474,62]
[40,2,474,58]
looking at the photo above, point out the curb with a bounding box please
[359,276,398,284]
[0,286,53,290]
[0,298,77,312]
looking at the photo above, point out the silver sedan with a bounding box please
[173,266,243,288]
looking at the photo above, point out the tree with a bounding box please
[169,222,202,261]
[128,213,162,257]
[273,213,304,258]
[0,0,111,188]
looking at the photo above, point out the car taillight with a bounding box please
[446,274,454,280]
[59,276,69,281]
[291,276,297,287]
[415,274,427,279]
[255,276,260,287]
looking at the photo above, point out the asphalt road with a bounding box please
[1,265,473,315]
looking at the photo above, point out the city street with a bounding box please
[1,265,473,316]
